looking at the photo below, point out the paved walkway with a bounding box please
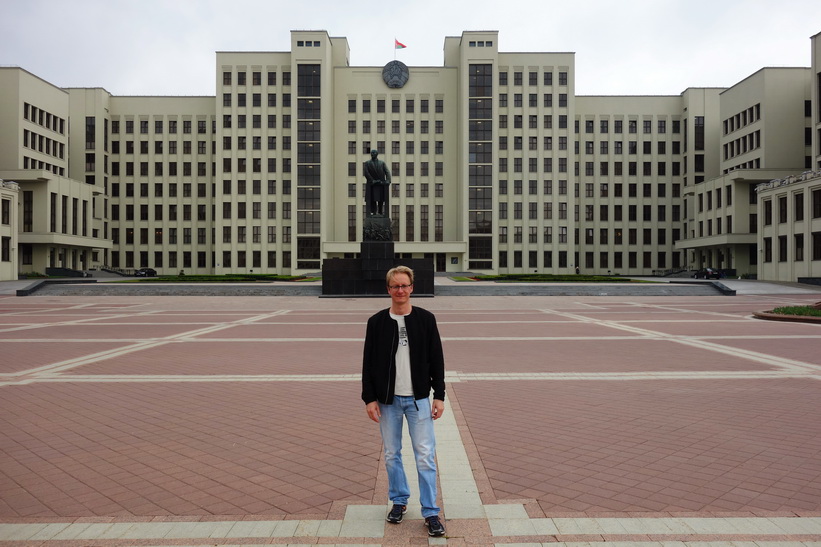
[1,287,821,545]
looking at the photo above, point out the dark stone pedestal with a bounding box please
[322,240,434,297]
[363,216,392,242]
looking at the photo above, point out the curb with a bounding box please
[752,310,821,324]
[16,278,97,296]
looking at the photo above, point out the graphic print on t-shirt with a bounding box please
[390,312,413,396]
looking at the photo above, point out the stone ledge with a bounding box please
[753,310,821,324]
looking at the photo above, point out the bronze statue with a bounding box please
[364,150,391,217]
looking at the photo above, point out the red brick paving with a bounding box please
[0,324,198,340]
[1,291,820,530]
[704,338,821,365]
[0,381,379,518]
[197,323,365,339]
[445,339,777,373]
[62,340,363,376]
[455,378,821,514]
[440,320,631,339]
[617,319,821,338]
[0,342,127,374]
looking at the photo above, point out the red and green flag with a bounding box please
[395,39,407,50]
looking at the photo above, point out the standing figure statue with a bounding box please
[364,149,392,217]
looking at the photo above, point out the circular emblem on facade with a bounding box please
[382,61,410,88]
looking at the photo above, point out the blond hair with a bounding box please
[386,265,414,286]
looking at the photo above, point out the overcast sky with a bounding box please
[1,0,819,97]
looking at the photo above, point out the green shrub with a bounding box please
[472,274,649,283]
[770,306,821,317]
[136,274,308,283]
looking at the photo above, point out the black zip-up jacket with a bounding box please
[361,306,446,405]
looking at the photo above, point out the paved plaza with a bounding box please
[1,280,821,545]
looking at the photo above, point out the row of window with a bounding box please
[348,98,444,114]
[222,92,292,108]
[40,193,90,236]
[113,139,211,155]
[23,102,66,134]
[112,157,299,177]
[22,156,65,176]
[112,161,210,177]
[499,226,679,246]
[498,250,682,271]
[497,157,684,177]
[762,189,821,224]
[499,93,571,109]
[112,134,291,155]
[111,179,287,198]
[110,249,298,270]
[498,70,567,87]
[762,232,821,262]
[107,154,690,179]
[723,104,761,135]
[347,119,445,135]
[111,203,207,222]
[580,119,681,135]
[498,180,683,198]
[22,129,66,160]
[724,157,763,174]
[112,119,210,135]
[349,140,444,155]
[110,226,292,245]
[496,203,677,223]
[221,70,290,87]
[344,205,443,243]
[697,185,735,212]
[111,202,292,222]
[346,183,445,200]
[576,140,681,155]
[697,216,734,237]
[221,113,285,129]
[723,130,761,161]
[347,161,444,178]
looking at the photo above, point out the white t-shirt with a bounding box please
[390,312,413,396]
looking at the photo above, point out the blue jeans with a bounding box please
[379,396,439,518]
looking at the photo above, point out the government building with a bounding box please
[1,30,820,283]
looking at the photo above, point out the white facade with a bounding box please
[1,29,819,282]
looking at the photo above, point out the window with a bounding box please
[778,235,788,262]
[763,237,773,262]
[813,232,821,260]
[813,189,821,218]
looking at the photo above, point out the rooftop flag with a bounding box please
[395,39,407,49]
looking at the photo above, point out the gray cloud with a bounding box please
[1,0,817,96]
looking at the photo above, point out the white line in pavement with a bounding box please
[542,308,821,375]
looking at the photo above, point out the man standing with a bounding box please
[361,265,446,537]
[363,149,392,217]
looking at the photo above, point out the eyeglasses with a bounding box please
[388,284,413,291]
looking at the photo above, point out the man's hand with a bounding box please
[365,401,381,423]
[432,399,445,420]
